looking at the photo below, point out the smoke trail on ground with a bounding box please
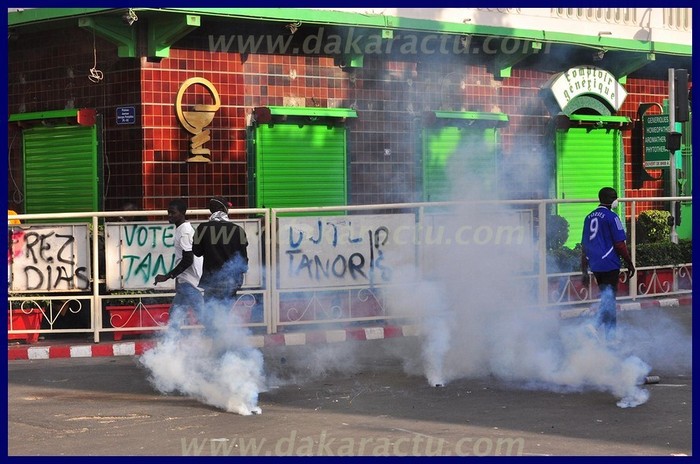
[263,341,366,389]
[383,136,694,409]
[139,300,265,416]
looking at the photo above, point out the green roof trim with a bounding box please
[9,109,79,122]
[8,8,114,26]
[433,111,509,122]
[568,114,631,123]
[9,8,691,57]
[156,8,692,56]
[266,106,358,118]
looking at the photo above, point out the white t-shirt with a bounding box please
[174,221,203,288]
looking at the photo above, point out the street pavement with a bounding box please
[7,305,692,457]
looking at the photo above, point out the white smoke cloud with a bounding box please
[264,341,366,389]
[139,300,265,416]
[376,129,693,408]
[138,120,689,412]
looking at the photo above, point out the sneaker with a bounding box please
[584,324,601,343]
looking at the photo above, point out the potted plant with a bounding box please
[545,214,591,302]
[8,296,47,344]
[634,209,692,294]
[104,291,171,341]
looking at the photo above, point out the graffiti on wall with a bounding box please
[8,224,90,292]
[105,220,262,290]
[278,214,416,289]
[105,222,176,290]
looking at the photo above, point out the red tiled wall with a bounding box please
[7,25,677,219]
[7,28,144,213]
[618,78,669,213]
[141,49,247,211]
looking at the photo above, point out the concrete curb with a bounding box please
[8,295,691,361]
[558,295,692,319]
[8,324,422,361]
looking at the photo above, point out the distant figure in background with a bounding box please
[118,201,148,222]
[581,187,635,341]
[193,196,249,306]
[8,209,23,290]
[153,198,203,329]
[8,209,21,225]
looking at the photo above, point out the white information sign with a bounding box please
[9,224,91,292]
[420,209,535,275]
[547,65,627,111]
[105,219,262,290]
[277,214,416,289]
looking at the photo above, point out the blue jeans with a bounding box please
[168,281,204,331]
[593,269,620,340]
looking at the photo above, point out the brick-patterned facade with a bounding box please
[7,20,676,217]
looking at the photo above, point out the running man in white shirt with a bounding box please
[154,198,204,329]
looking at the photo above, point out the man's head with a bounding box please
[167,198,187,225]
[598,187,618,206]
[118,201,147,222]
[209,196,229,214]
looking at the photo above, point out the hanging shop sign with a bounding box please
[643,113,670,167]
[175,77,221,163]
[546,65,627,112]
[642,113,684,169]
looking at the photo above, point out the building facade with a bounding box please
[7,8,693,242]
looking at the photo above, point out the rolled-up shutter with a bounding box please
[423,126,498,202]
[254,124,347,208]
[23,124,99,215]
[556,126,622,248]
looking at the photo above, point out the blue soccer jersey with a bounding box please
[581,206,627,272]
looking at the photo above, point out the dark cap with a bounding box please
[209,196,230,213]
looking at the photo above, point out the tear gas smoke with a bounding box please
[383,135,690,408]
[139,297,265,416]
[140,116,690,411]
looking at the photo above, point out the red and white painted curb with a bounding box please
[558,295,692,319]
[8,324,420,361]
[8,295,691,361]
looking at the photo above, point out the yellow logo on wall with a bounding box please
[175,77,221,163]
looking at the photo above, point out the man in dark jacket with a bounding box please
[193,196,249,304]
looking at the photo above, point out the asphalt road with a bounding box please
[7,306,692,457]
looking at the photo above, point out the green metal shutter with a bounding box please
[556,127,622,248]
[677,113,692,239]
[23,124,99,215]
[254,124,347,208]
[423,126,498,202]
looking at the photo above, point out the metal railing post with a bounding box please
[269,209,279,334]
[629,200,638,301]
[91,214,101,343]
[538,201,548,307]
[263,209,273,335]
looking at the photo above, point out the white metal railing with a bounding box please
[553,8,638,25]
[7,197,692,343]
[663,8,692,30]
[502,7,693,33]
[550,7,692,32]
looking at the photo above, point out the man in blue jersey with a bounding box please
[580,187,635,340]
